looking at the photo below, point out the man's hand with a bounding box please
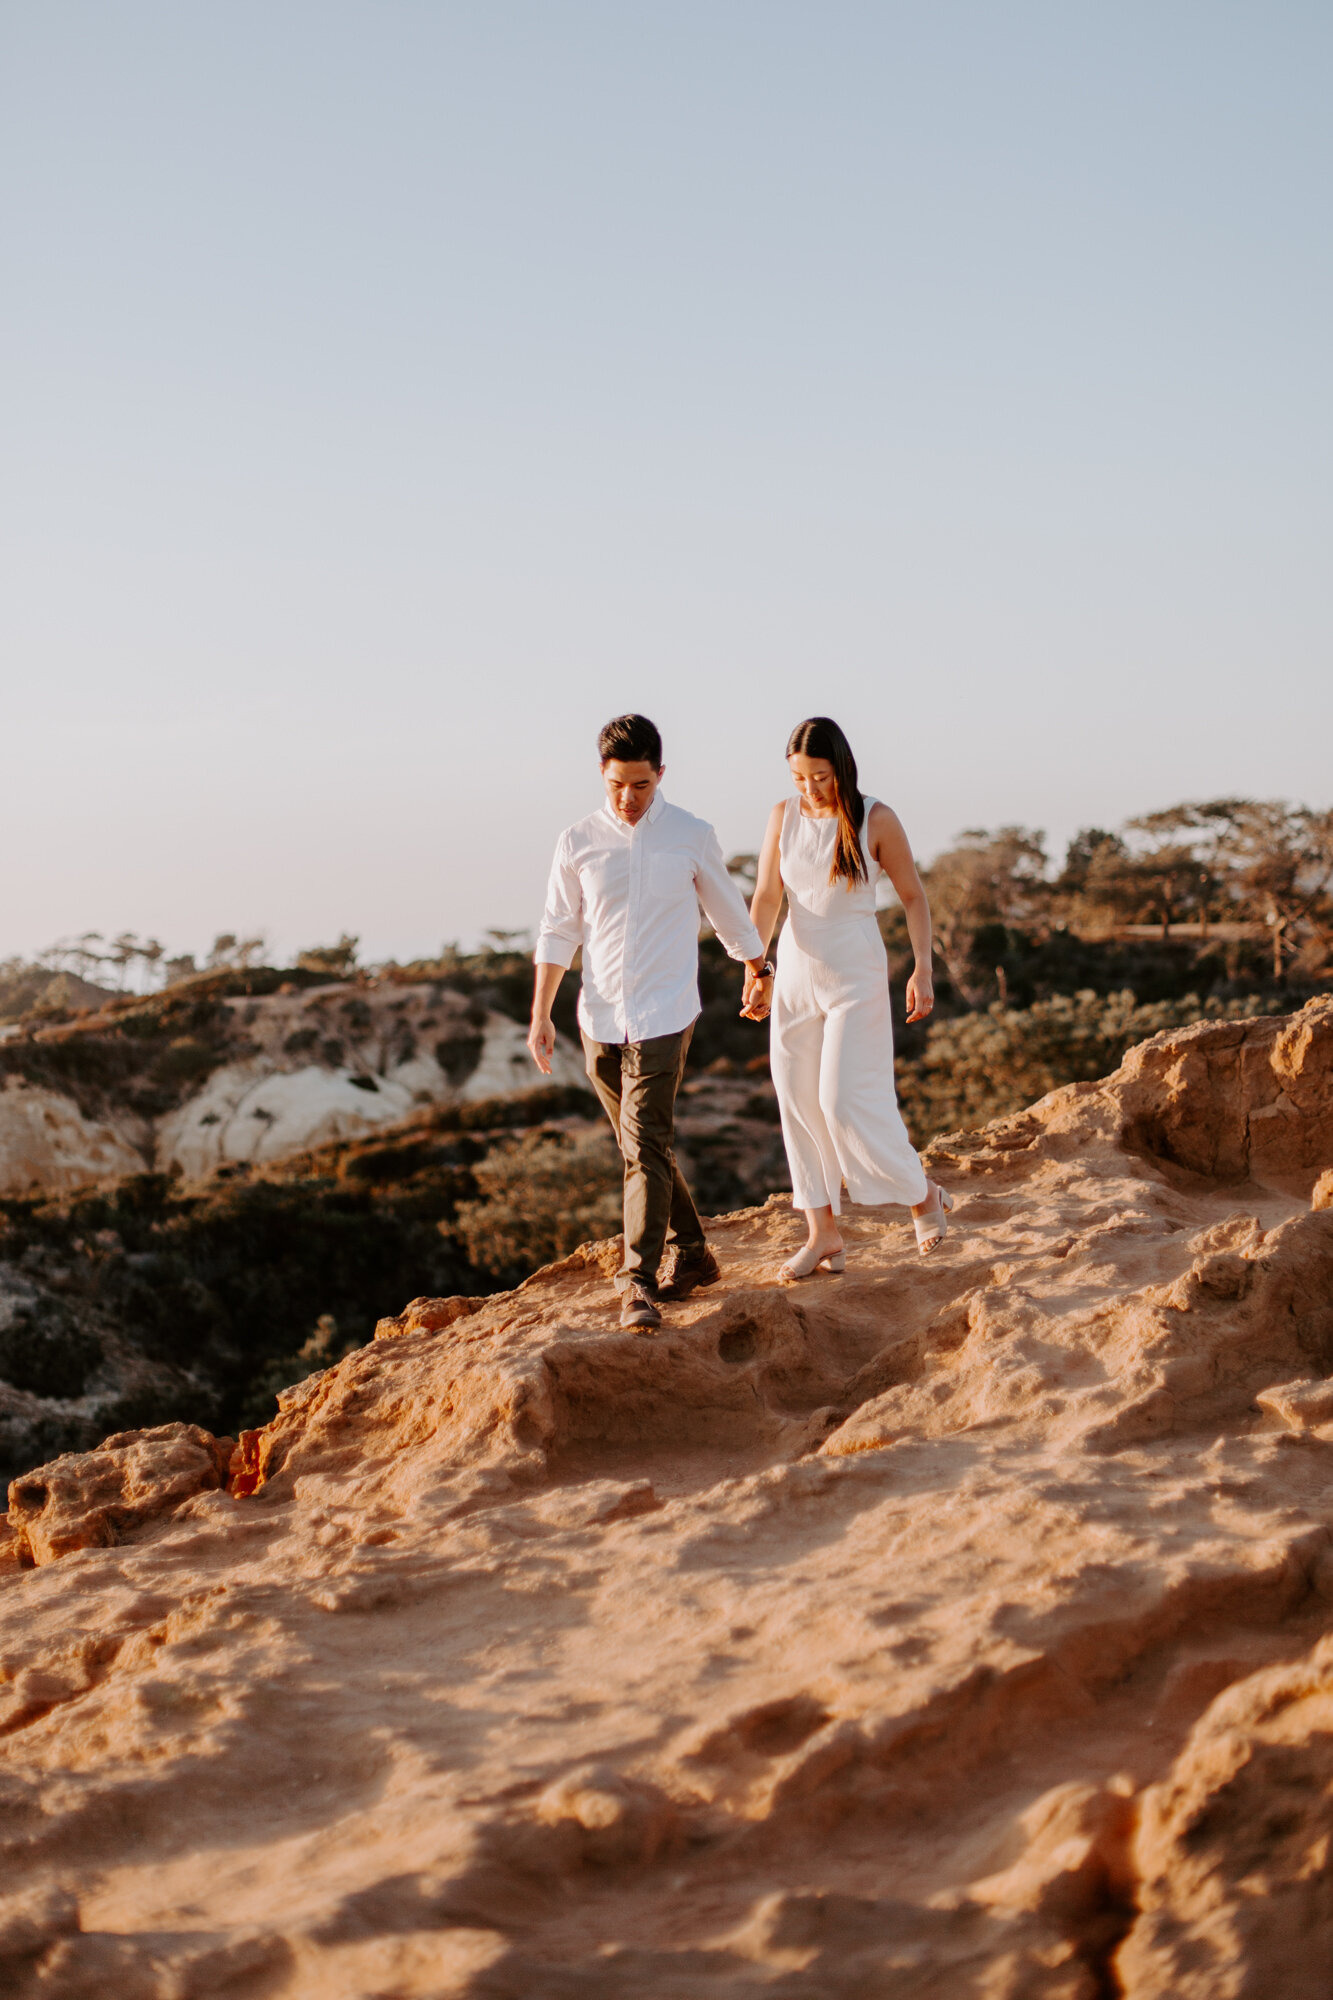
[905,967,935,1024]
[528,963,566,1074]
[528,1014,556,1074]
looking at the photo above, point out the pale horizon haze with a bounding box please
[3,3,1330,968]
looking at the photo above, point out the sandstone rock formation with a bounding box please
[0,998,1330,1996]
[5,1424,234,1568]
[0,1080,148,1196]
[0,980,587,1197]
[152,987,586,1180]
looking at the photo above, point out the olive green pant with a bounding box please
[581,1024,706,1292]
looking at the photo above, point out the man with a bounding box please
[528,714,774,1329]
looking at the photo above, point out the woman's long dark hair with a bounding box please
[786,716,867,888]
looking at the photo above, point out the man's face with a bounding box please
[602,758,662,825]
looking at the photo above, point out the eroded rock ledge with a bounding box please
[0,999,1330,1997]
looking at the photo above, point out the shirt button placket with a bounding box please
[625,821,641,1042]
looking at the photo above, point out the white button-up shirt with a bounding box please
[535,791,764,1044]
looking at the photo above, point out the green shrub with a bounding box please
[0,1297,100,1399]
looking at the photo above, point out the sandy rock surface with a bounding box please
[0,999,1331,1997]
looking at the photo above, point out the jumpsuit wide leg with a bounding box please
[770,797,929,1217]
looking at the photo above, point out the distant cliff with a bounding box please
[0,971,587,1198]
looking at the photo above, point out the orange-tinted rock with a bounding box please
[227,1428,268,1498]
[373,1293,485,1340]
[0,1003,1331,1994]
[1112,995,1332,1182]
[6,1423,234,1566]
[1118,1636,1333,1996]
[0,1511,22,1575]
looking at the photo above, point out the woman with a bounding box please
[742,717,952,1278]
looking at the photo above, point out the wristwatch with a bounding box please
[754,960,775,980]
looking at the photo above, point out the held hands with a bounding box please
[904,966,935,1025]
[740,969,773,1021]
[527,1015,556,1075]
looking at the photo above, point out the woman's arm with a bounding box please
[739,803,786,1020]
[748,803,786,954]
[868,801,935,1023]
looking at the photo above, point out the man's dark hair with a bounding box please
[598,713,663,770]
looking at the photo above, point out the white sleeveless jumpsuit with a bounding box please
[771,796,929,1216]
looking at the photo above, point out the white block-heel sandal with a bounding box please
[778,1246,846,1281]
[913,1183,954,1255]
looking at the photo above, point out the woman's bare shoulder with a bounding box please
[867,799,914,860]
[867,798,906,834]
[755,800,786,855]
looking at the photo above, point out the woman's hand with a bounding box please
[869,804,938,1023]
[904,967,934,1024]
[740,969,772,1020]
[742,805,785,1023]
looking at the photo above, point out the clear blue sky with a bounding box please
[3,2,1329,964]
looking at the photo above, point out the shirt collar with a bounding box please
[600,788,667,834]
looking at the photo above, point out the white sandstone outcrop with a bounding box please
[0,982,587,1194]
[152,1015,576,1178]
[0,1081,148,1197]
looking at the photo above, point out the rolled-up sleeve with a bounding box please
[534,831,584,968]
[693,826,763,963]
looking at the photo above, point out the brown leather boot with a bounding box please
[619,1281,662,1330]
[657,1242,721,1301]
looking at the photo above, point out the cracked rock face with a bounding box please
[0,998,1331,1997]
